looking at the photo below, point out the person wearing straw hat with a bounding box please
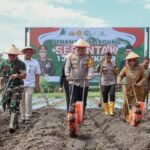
[117,51,145,122]
[65,39,94,112]
[20,46,41,124]
[0,45,26,133]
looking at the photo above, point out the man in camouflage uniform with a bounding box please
[0,45,26,133]
[65,39,94,112]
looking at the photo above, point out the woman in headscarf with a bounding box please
[117,52,145,122]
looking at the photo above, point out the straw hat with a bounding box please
[73,39,90,47]
[21,46,36,54]
[125,51,140,60]
[4,45,22,55]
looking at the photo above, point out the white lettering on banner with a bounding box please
[57,55,65,62]
[55,45,118,56]
[55,46,75,55]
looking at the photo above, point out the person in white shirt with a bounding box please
[20,46,41,124]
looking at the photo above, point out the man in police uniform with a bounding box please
[37,46,55,76]
[65,39,94,112]
[0,45,26,133]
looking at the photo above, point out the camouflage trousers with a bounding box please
[2,85,24,131]
[2,85,24,112]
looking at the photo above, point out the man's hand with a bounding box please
[10,73,18,79]
[59,87,63,92]
[136,82,142,86]
[87,75,93,80]
[35,85,40,93]
[66,76,72,81]
[117,81,121,89]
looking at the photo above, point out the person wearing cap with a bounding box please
[0,45,26,133]
[59,53,72,111]
[65,39,94,112]
[98,52,118,116]
[119,45,133,72]
[117,51,145,122]
[20,46,41,124]
[37,46,55,76]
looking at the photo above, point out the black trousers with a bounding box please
[69,85,88,111]
[63,80,70,111]
[101,84,115,103]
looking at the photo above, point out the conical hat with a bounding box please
[21,46,36,54]
[4,45,22,55]
[125,51,140,60]
[73,39,90,47]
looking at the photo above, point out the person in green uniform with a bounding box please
[0,45,26,133]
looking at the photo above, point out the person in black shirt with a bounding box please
[59,61,70,111]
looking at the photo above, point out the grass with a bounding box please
[33,90,123,99]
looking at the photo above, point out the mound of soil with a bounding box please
[0,107,150,150]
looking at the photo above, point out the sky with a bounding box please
[0,0,150,53]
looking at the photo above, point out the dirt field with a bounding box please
[0,107,150,150]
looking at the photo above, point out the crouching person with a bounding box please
[0,45,26,133]
[65,39,94,113]
[100,52,118,116]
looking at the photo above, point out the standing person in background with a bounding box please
[100,52,118,116]
[65,39,94,113]
[0,45,26,133]
[140,57,150,102]
[20,46,41,124]
[119,45,132,72]
[59,54,71,111]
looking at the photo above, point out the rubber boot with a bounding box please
[104,103,109,115]
[9,112,18,133]
[109,101,115,116]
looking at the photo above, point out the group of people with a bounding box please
[0,45,41,133]
[0,38,149,133]
[60,39,150,124]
